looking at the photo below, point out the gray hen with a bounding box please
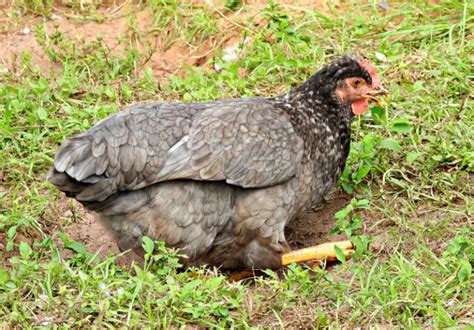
[48,55,384,270]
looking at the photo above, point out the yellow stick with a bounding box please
[281,240,353,266]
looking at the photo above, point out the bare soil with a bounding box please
[0,0,340,78]
[63,210,143,269]
[286,190,351,249]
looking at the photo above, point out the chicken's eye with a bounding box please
[352,79,362,88]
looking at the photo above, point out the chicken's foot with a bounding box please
[281,240,353,266]
[228,241,353,281]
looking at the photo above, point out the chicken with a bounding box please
[48,55,385,270]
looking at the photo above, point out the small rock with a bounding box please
[38,316,55,326]
[22,27,30,35]
[379,0,389,11]
[445,300,455,307]
[38,294,49,302]
[370,241,382,251]
[375,52,388,62]
[51,14,62,20]
[64,210,73,218]
[222,48,239,63]
[214,38,249,71]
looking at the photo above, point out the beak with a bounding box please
[364,87,387,106]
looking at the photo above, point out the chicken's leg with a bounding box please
[281,240,353,266]
[229,240,353,281]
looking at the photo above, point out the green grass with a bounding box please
[1,0,473,327]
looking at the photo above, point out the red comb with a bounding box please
[359,58,381,88]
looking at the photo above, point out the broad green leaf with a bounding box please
[334,245,346,263]
[458,260,472,282]
[412,81,423,91]
[206,276,225,289]
[335,204,353,219]
[380,138,402,152]
[64,241,88,255]
[351,235,371,254]
[355,165,371,181]
[406,151,423,164]
[6,241,14,252]
[36,108,48,121]
[341,182,354,194]
[390,119,412,133]
[142,236,155,255]
[356,199,370,207]
[7,226,17,239]
[370,105,386,125]
[56,232,68,243]
[19,241,32,260]
[0,270,9,284]
[181,279,203,295]
[56,232,89,255]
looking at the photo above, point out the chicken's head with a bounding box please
[333,57,386,115]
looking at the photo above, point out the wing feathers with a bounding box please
[49,98,304,204]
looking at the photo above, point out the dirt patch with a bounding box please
[0,0,345,78]
[62,211,143,269]
[0,4,218,79]
[0,13,58,74]
[48,195,142,269]
[286,190,351,249]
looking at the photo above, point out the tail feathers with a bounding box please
[54,136,102,182]
[47,169,89,195]
[48,169,149,214]
[76,178,116,202]
[84,188,150,215]
[54,137,91,172]
[49,134,116,203]
[48,167,116,203]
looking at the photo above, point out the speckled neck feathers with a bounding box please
[272,56,371,160]
[270,56,372,197]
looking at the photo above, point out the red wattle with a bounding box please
[351,99,369,115]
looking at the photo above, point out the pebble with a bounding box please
[375,52,388,62]
[214,38,249,71]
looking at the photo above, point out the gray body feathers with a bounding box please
[49,56,366,270]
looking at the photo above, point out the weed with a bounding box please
[224,0,243,12]
[15,0,53,17]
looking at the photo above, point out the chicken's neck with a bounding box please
[272,81,352,202]
[273,87,351,162]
